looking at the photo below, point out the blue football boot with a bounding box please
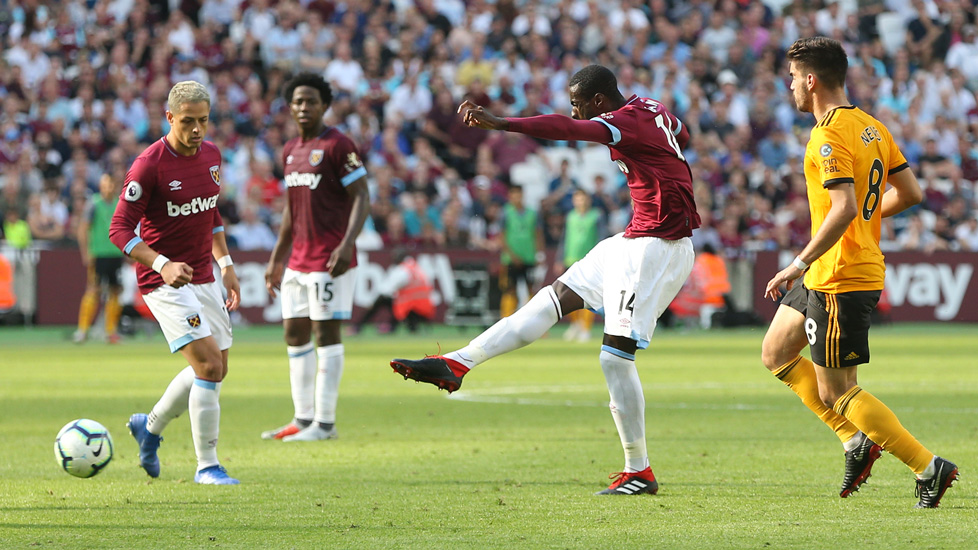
[126,413,162,478]
[194,465,240,485]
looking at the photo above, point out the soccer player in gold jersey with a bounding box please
[762,37,957,508]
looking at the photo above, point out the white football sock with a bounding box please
[288,342,316,421]
[314,344,344,424]
[843,431,866,453]
[447,286,562,368]
[190,378,221,471]
[146,366,194,435]
[600,349,649,473]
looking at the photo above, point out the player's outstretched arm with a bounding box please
[457,100,509,130]
[212,230,239,311]
[327,177,370,277]
[456,101,612,144]
[265,201,293,299]
[880,167,923,218]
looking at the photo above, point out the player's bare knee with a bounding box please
[193,353,225,382]
[760,345,784,372]
[818,387,841,410]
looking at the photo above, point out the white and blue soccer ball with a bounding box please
[54,419,114,478]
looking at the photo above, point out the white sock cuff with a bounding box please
[600,348,635,365]
[288,342,316,357]
[193,378,222,395]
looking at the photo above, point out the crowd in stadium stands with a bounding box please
[2,0,978,263]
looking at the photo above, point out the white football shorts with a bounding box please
[143,280,233,353]
[280,267,358,321]
[558,233,694,349]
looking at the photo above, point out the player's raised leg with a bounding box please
[127,365,194,478]
[390,282,573,392]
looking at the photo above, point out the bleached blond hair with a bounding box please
[167,80,210,114]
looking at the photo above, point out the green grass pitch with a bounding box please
[1,323,976,548]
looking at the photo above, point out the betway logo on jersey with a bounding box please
[285,172,322,190]
[167,195,219,217]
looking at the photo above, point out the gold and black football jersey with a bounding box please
[802,106,909,293]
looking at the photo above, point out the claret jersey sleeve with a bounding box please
[109,139,224,293]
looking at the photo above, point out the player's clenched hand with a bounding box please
[222,266,240,311]
[763,265,803,301]
[327,242,354,276]
[162,261,193,288]
[457,100,509,130]
[265,262,284,299]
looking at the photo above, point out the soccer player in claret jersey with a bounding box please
[392,65,699,495]
[763,37,956,508]
[262,73,370,442]
[109,81,240,485]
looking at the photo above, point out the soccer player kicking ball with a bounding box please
[109,81,240,485]
[262,73,370,442]
[392,65,699,495]
[763,37,956,508]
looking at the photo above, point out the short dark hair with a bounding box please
[785,36,848,90]
[282,72,333,105]
[568,64,620,99]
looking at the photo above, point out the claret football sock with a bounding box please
[773,356,860,445]
[147,366,195,434]
[834,385,933,475]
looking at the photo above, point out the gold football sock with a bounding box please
[499,291,517,318]
[580,309,594,332]
[773,356,859,444]
[78,291,99,333]
[834,386,934,475]
[105,291,122,336]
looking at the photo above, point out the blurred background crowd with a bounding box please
[2,0,978,264]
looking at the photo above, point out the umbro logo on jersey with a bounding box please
[614,480,649,494]
[286,154,294,164]
[845,352,860,360]
[169,180,182,191]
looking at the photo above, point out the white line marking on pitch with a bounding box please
[446,385,978,413]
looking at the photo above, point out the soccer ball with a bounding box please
[54,419,114,478]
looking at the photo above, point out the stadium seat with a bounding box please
[876,13,907,57]
[509,157,550,208]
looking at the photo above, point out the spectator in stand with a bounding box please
[955,216,978,251]
[324,42,364,97]
[385,72,432,139]
[542,158,580,215]
[229,204,277,251]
